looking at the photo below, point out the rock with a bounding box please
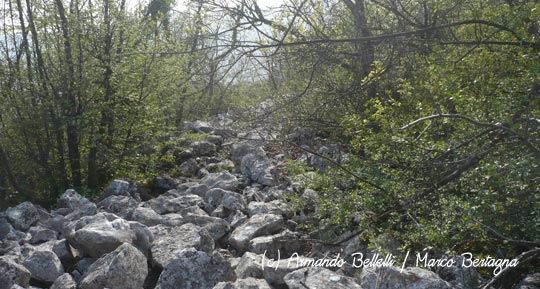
[151,175,179,193]
[183,120,214,133]
[202,172,240,191]
[130,206,163,226]
[6,202,40,231]
[103,179,130,198]
[222,192,247,212]
[50,273,76,289]
[205,188,246,213]
[71,258,96,282]
[28,226,58,244]
[0,217,15,240]
[0,239,20,256]
[231,143,260,166]
[204,188,229,213]
[284,267,362,289]
[145,194,205,215]
[79,243,148,289]
[249,230,306,259]
[240,148,275,186]
[150,223,214,268]
[434,255,480,289]
[158,248,235,289]
[50,239,78,264]
[235,252,264,279]
[175,149,195,164]
[23,250,64,284]
[184,184,209,198]
[247,200,289,217]
[97,195,138,219]
[515,273,540,289]
[227,210,248,230]
[65,213,153,258]
[179,158,200,177]
[192,141,217,156]
[183,213,230,240]
[0,256,31,289]
[205,134,223,146]
[207,160,235,173]
[228,213,284,253]
[56,189,96,217]
[260,187,288,202]
[260,255,314,285]
[213,278,272,289]
[358,266,455,289]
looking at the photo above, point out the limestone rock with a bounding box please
[202,172,240,191]
[79,243,148,289]
[50,273,77,289]
[23,250,64,284]
[0,256,31,289]
[183,213,231,240]
[284,267,362,289]
[228,214,283,253]
[97,195,138,219]
[150,223,214,268]
[130,206,163,226]
[28,226,58,244]
[158,248,235,289]
[65,213,153,258]
[6,202,40,231]
[240,148,275,186]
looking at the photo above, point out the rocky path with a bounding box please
[0,116,499,289]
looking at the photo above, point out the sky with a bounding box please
[125,0,282,12]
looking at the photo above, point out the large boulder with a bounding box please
[205,188,245,213]
[97,195,138,219]
[228,214,284,253]
[235,252,264,279]
[158,248,235,289]
[248,229,306,259]
[183,213,231,240]
[358,266,455,289]
[130,206,163,226]
[0,257,31,289]
[144,194,205,215]
[284,267,362,289]
[28,226,58,244]
[6,202,40,231]
[23,250,64,284]
[150,223,214,268]
[56,189,97,218]
[202,172,240,191]
[65,212,153,258]
[231,142,260,166]
[79,243,148,289]
[240,148,275,186]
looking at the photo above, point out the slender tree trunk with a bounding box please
[55,0,82,187]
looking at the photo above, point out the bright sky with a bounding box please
[125,0,282,12]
